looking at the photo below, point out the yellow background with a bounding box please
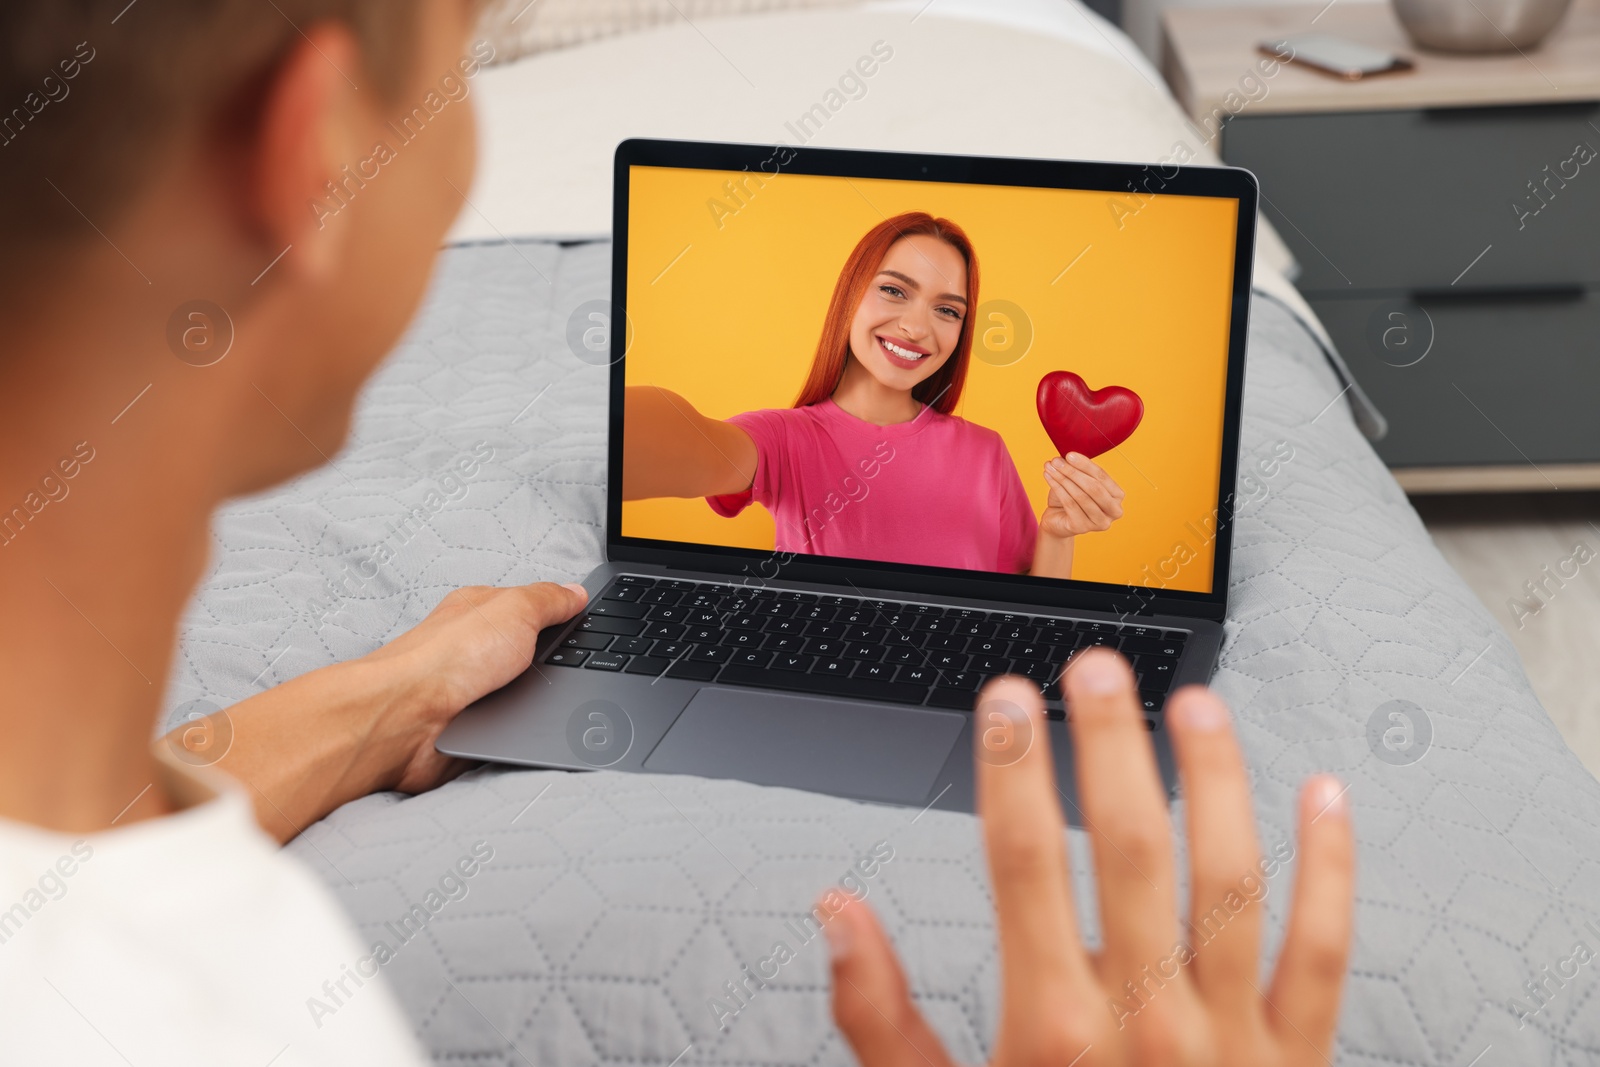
[622,166,1237,592]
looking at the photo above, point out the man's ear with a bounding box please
[248,22,364,282]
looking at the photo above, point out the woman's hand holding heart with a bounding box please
[1040,452,1125,539]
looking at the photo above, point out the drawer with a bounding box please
[1224,103,1600,293]
[1309,287,1600,468]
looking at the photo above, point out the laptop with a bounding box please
[437,138,1257,818]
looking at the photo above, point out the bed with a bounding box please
[163,5,1600,1063]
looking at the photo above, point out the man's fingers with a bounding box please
[973,676,1096,1017]
[1168,686,1264,1004]
[1266,775,1355,1056]
[824,896,957,1067]
[521,580,590,626]
[1063,649,1180,986]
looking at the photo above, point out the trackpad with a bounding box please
[644,687,966,804]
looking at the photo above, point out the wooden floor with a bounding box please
[1414,491,1600,778]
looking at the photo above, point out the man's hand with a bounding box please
[822,649,1355,1067]
[161,580,588,842]
[359,582,590,793]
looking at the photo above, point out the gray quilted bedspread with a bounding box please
[164,239,1600,1065]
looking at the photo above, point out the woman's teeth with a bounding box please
[882,339,927,361]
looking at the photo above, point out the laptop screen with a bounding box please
[613,147,1249,605]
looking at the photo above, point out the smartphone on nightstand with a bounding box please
[1260,32,1415,79]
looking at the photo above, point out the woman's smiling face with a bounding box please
[847,234,968,394]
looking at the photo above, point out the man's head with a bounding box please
[1,0,486,500]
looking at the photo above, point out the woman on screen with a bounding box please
[622,211,1124,580]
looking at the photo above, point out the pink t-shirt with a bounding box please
[707,399,1039,573]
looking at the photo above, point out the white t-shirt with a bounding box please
[0,755,427,1066]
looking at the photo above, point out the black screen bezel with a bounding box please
[606,138,1257,623]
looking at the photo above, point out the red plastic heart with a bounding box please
[1035,371,1144,460]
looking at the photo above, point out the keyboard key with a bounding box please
[930,652,969,670]
[1077,620,1121,634]
[884,648,921,665]
[652,640,691,659]
[1139,660,1176,693]
[689,645,732,664]
[611,575,654,587]
[610,637,654,655]
[602,585,644,602]
[684,609,722,626]
[896,666,938,686]
[641,622,685,640]
[546,649,590,667]
[1038,626,1075,644]
[757,601,796,617]
[648,605,693,624]
[843,626,887,643]
[1123,625,1162,639]
[641,589,681,605]
[842,643,882,662]
[771,653,815,672]
[812,658,852,676]
[994,625,1038,642]
[624,655,672,675]
[764,617,806,635]
[925,634,969,652]
[684,626,720,643]
[1137,691,1165,716]
[665,660,720,681]
[937,670,979,691]
[927,688,977,709]
[806,621,847,639]
[974,656,1012,674]
[716,663,927,705]
[797,605,836,622]
[968,637,1008,657]
[584,653,628,671]
[728,614,764,630]
[578,616,646,636]
[1014,660,1054,681]
[1122,636,1182,658]
[763,634,806,652]
[732,650,772,668]
[1079,633,1121,649]
[562,633,611,651]
[803,637,845,658]
[722,630,765,649]
[588,600,647,619]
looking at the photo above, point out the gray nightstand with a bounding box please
[1163,0,1600,492]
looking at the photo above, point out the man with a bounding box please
[0,2,1353,1063]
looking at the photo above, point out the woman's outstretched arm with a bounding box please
[622,386,760,500]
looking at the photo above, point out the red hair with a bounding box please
[792,212,979,415]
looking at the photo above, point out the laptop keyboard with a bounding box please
[546,575,1189,725]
